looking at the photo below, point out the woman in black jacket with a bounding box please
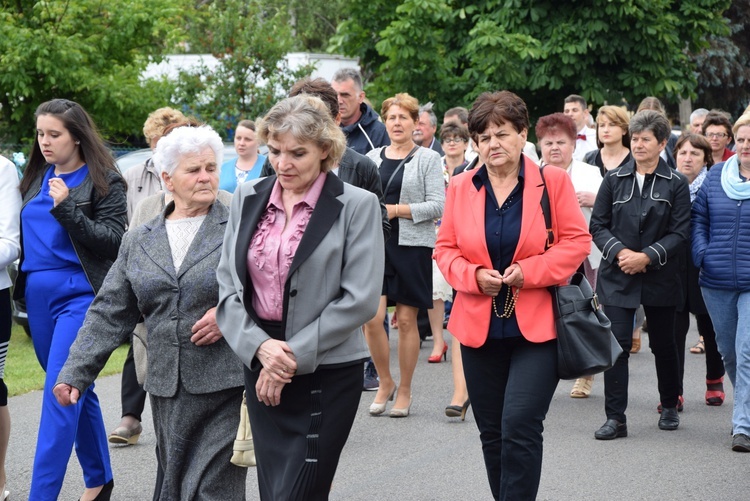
[16,99,127,500]
[590,110,691,440]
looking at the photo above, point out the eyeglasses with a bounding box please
[443,138,467,144]
[705,133,729,139]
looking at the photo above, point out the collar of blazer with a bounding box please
[615,157,674,179]
[465,155,545,265]
[140,199,228,279]
[235,171,345,294]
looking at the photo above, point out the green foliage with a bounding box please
[331,0,731,116]
[0,0,188,144]
[6,324,129,397]
[692,0,750,117]
[173,0,313,137]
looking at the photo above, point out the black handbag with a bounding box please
[539,167,623,380]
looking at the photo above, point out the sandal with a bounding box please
[630,336,641,354]
[570,377,593,398]
[690,337,705,354]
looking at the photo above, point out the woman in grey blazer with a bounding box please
[216,95,384,500]
[364,93,445,418]
[54,125,247,500]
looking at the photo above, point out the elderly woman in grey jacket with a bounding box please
[364,92,445,418]
[54,125,247,500]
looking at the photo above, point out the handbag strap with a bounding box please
[383,145,420,198]
[538,166,554,250]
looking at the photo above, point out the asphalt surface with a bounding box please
[7,322,750,500]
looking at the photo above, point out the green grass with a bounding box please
[6,323,128,397]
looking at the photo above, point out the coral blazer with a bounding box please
[435,157,591,348]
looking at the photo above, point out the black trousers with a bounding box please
[604,305,680,422]
[674,310,725,386]
[121,342,147,421]
[461,337,558,501]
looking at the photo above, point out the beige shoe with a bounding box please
[570,377,593,398]
[108,422,143,445]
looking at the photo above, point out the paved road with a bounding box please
[7,323,750,500]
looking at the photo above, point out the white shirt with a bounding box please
[0,156,21,290]
[573,126,597,161]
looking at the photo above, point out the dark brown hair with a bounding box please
[289,77,339,120]
[701,111,734,141]
[468,91,529,140]
[673,133,714,169]
[439,122,470,143]
[535,113,577,142]
[22,99,120,197]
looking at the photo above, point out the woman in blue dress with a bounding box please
[219,119,267,193]
[15,98,127,500]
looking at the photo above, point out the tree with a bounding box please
[692,0,750,117]
[0,0,188,144]
[173,0,313,137]
[331,0,731,117]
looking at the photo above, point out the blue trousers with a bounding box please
[461,337,559,501]
[701,287,750,436]
[26,269,112,500]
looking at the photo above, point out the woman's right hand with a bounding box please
[256,339,298,383]
[476,268,504,297]
[52,383,81,406]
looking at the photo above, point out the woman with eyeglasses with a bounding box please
[701,111,736,166]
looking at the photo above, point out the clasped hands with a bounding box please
[615,249,650,275]
[255,339,297,407]
[476,263,524,297]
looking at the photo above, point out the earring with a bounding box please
[75,141,80,145]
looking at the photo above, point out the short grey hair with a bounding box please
[258,95,346,173]
[152,125,224,177]
[629,110,671,143]
[419,102,437,127]
[332,68,363,92]
[690,108,709,124]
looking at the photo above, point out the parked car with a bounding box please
[115,143,246,175]
[8,261,29,336]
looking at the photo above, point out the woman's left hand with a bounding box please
[256,368,286,406]
[191,307,223,346]
[576,191,596,208]
[48,177,70,207]
[502,263,524,288]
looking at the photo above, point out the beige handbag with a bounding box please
[230,392,256,467]
[132,322,148,385]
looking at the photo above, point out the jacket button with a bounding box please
[654,192,660,197]
[641,211,647,216]
[290,289,297,297]
[642,193,647,199]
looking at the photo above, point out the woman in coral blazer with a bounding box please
[435,91,590,501]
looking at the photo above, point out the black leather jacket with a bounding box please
[590,158,690,308]
[261,147,391,240]
[14,168,128,299]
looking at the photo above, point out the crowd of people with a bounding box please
[0,68,749,500]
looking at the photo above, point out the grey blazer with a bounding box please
[367,146,444,247]
[216,173,384,376]
[58,201,244,398]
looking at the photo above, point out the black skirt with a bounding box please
[245,321,363,500]
[383,236,433,310]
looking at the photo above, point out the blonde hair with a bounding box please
[143,107,187,143]
[257,95,346,172]
[380,93,420,122]
[595,106,631,148]
[733,113,750,135]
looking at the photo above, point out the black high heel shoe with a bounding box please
[79,479,114,501]
[445,399,471,421]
